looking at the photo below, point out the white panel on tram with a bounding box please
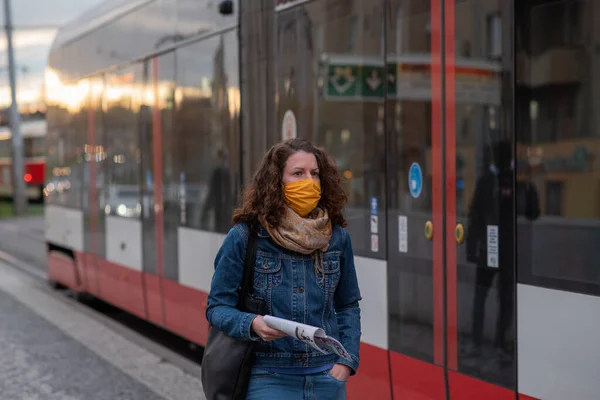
[518,284,600,400]
[178,227,225,293]
[45,205,84,252]
[105,216,142,271]
[354,256,388,350]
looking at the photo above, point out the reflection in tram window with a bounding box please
[276,1,387,259]
[384,0,437,364]
[516,0,600,295]
[544,181,563,216]
[463,142,517,388]
[174,32,240,234]
[104,67,143,220]
[138,53,177,278]
[45,79,87,209]
[90,76,107,259]
[455,0,516,389]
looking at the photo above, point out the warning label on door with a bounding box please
[398,216,408,253]
[370,215,378,234]
[487,225,499,268]
[371,234,379,253]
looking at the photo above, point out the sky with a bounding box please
[0,0,104,110]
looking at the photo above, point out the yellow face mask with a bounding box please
[284,178,321,217]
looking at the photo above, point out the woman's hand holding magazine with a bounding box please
[263,315,352,361]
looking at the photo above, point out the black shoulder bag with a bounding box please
[201,226,266,400]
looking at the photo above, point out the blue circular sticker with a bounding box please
[408,162,423,198]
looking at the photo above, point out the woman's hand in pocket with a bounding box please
[329,363,351,382]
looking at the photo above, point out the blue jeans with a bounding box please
[246,368,347,400]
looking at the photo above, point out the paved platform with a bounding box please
[0,259,205,400]
[0,216,46,275]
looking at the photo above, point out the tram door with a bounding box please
[386,0,516,398]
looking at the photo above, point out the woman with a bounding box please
[206,139,361,399]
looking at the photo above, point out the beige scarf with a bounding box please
[260,207,332,280]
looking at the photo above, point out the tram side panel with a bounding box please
[517,218,600,400]
[45,205,85,290]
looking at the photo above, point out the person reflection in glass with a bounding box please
[466,141,539,364]
[201,149,233,233]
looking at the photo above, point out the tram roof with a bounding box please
[48,0,234,81]
[51,0,149,51]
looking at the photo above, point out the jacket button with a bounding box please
[295,287,304,293]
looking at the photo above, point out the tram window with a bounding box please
[516,0,600,296]
[452,0,517,389]
[104,66,143,219]
[276,1,387,259]
[90,75,107,258]
[544,181,563,216]
[486,14,502,59]
[0,139,10,158]
[174,31,240,234]
[24,137,45,158]
[24,138,32,158]
[44,124,59,206]
[46,94,69,206]
[141,53,178,279]
[44,80,87,209]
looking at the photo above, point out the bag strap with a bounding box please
[239,224,258,299]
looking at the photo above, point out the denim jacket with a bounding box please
[206,223,362,373]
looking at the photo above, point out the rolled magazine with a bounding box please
[263,315,352,361]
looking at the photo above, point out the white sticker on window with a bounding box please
[398,216,408,253]
[371,234,379,253]
[282,110,297,141]
[487,225,499,268]
[370,215,378,234]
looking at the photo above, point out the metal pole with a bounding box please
[4,0,27,215]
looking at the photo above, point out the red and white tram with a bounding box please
[45,0,600,399]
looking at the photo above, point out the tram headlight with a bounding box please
[117,204,127,217]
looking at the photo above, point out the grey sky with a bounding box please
[0,0,103,108]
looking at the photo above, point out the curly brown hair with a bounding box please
[233,139,348,228]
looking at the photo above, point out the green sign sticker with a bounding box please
[362,65,385,98]
[327,64,359,98]
[325,62,397,100]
